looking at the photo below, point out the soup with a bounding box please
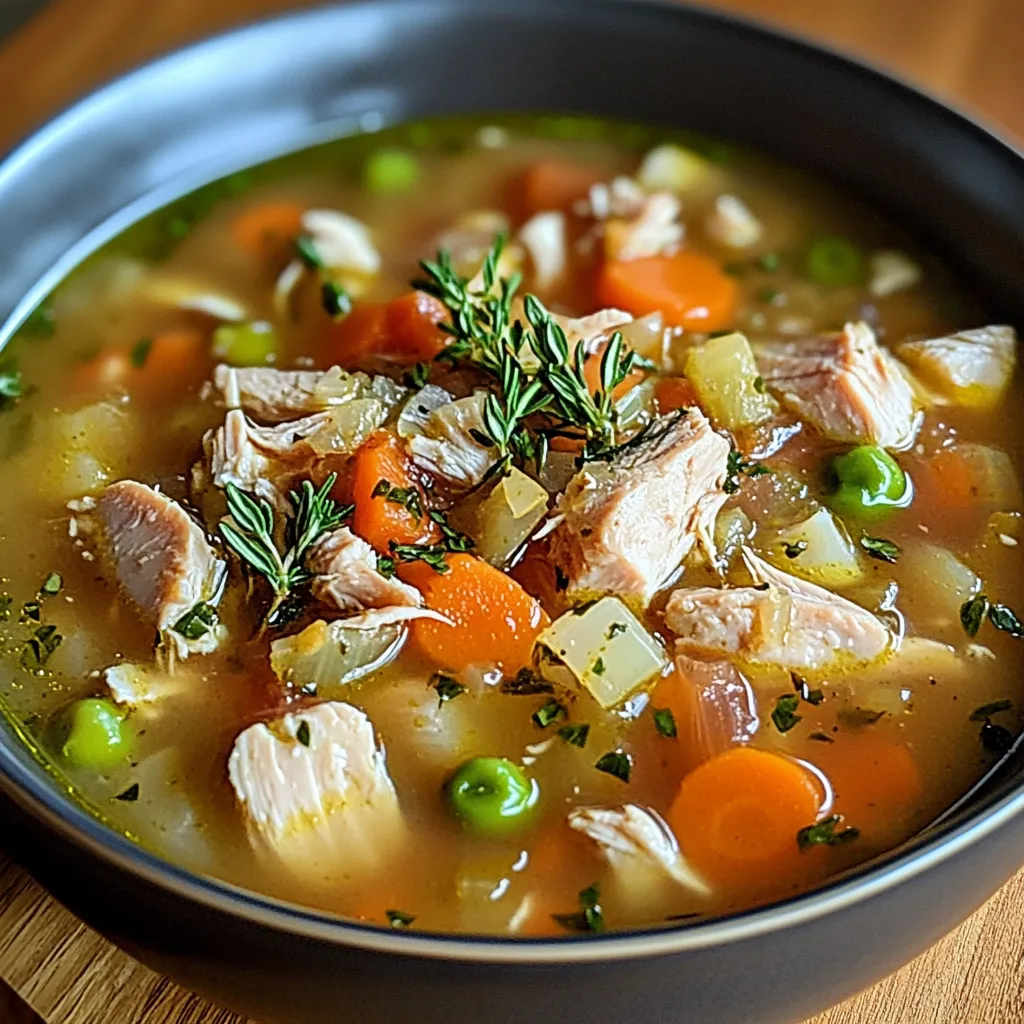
[0,115,1020,936]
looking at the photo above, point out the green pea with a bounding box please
[58,698,132,770]
[829,445,910,520]
[212,321,278,367]
[363,148,420,194]
[445,757,539,835]
[805,236,864,287]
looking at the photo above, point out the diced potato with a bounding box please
[617,312,666,362]
[465,467,549,567]
[39,401,133,499]
[614,378,657,436]
[536,597,667,709]
[683,332,778,430]
[764,509,864,588]
[637,144,711,194]
[898,542,981,635]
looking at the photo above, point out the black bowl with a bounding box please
[2,3,1024,1022]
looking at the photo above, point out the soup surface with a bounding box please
[0,115,1021,936]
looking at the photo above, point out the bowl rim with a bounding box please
[2,0,1024,965]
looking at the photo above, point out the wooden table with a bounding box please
[1,1,1023,1022]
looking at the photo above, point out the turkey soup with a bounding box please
[0,115,1020,935]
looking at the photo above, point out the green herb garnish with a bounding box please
[783,540,808,559]
[0,369,23,410]
[771,694,802,733]
[532,699,566,729]
[980,720,1015,756]
[406,362,431,389]
[652,707,677,739]
[724,448,771,494]
[594,750,632,783]
[552,882,605,933]
[500,668,553,696]
[295,235,325,271]
[960,595,990,637]
[389,542,450,574]
[809,732,835,743]
[39,572,62,596]
[115,783,140,803]
[130,337,153,368]
[988,602,1024,637]
[171,601,218,642]
[321,280,352,320]
[432,673,467,705]
[797,815,859,851]
[372,478,423,522]
[860,535,901,564]
[428,509,475,552]
[295,720,311,747]
[386,909,415,929]
[837,706,886,728]
[20,625,62,670]
[606,622,628,640]
[376,555,397,579]
[591,657,606,677]
[558,723,590,748]
[959,595,1024,639]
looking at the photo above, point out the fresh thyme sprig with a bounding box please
[413,236,520,376]
[219,474,352,624]
[481,342,551,466]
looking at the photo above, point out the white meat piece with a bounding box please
[549,410,729,604]
[755,321,922,450]
[704,194,763,249]
[568,804,711,904]
[104,662,190,711]
[518,211,567,290]
[407,390,498,491]
[665,547,891,671]
[895,325,1016,409]
[868,250,922,298]
[86,481,226,657]
[300,209,381,275]
[213,364,405,424]
[307,526,421,613]
[605,190,684,261]
[228,701,405,881]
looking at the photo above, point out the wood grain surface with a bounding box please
[1,1,1023,1023]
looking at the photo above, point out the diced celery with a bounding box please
[683,332,777,430]
[212,321,278,367]
[537,597,667,709]
[765,509,864,588]
[363,148,420,194]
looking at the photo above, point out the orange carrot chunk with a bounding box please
[382,290,451,363]
[348,432,438,553]
[231,201,305,262]
[654,375,700,414]
[596,251,738,332]
[666,747,822,887]
[581,339,646,403]
[322,302,389,369]
[410,553,549,673]
[520,161,602,216]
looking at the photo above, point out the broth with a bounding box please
[0,114,1020,935]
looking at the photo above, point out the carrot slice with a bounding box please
[409,553,549,673]
[73,329,208,401]
[654,375,699,414]
[520,161,601,216]
[232,201,305,262]
[666,747,822,887]
[382,290,451,363]
[596,251,738,332]
[348,432,438,553]
[322,302,389,369]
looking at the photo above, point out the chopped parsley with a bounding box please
[295,235,325,271]
[428,509,475,552]
[652,707,677,739]
[860,535,901,564]
[295,720,311,747]
[39,572,62,596]
[0,369,23,410]
[171,601,218,642]
[606,622,628,640]
[594,750,632,783]
[19,600,40,623]
[376,555,397,579]
[130,337,153,368]
[837,706,886,728]
[753,374,767,394]
[771,694,802,733]
[988,602,1024,638]
[389,542,450,574]
[558,723,590,748]
[591,656,606,677]
[970,699,1012,722]
[386,909,416,929]
[809,732,835,743]
[980,720,1015,756]
[792,674,824,705]
[373,479,423,522]
[960,595,1024,639]
[552,882,605,933]
[532,699,566,729]
[723,449,771,494]
[115,783,140,803]
[960,595,990,637]
[321,280,352,320]
[405,362,431,389]
[500,668,553,696]
[797,815,860,851]
[432,673,467,705]
[20,625,62,670]
[782,540,807,559]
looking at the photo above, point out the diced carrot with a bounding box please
[596,251,738,332]
[654,375,699,414]
[383,291,451,363]
[666,747,823,888]
[408,553,549,673]
[913,446,1013,512]
[581,339,646,403]
[322,302,389,369]
[808,735,921,832]
[520,161,602,217]
[232,201,305,262]
[73,329,209,401]
[347,432,438,553]
[515,825,590,936]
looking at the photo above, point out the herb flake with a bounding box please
[432,673,467,705]
[130,337,153,368]
[552,882,605,933]
[171,601,218,642]
[771,694,802,733]
[115,783,140,803]
[386,909,415,929]
[652,707,677,739]
[860,535,901,564]
[797,815,860,850]
[532,699,566,729]
[295,720,311,747]
[558,723,590,748]
[594,750,632,783]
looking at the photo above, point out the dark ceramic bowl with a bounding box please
[2,3,1024,1022]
